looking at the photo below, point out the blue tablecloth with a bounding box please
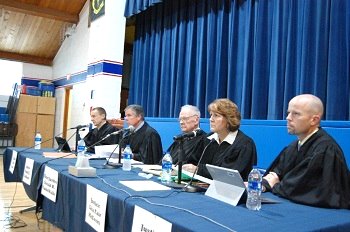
[3,147,350,232]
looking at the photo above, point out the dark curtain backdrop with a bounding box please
[127,0,350,120]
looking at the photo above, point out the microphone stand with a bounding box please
[183,138,215,193]
[74,128,82,152]
[103,132,131,169]
[164,137,187,189]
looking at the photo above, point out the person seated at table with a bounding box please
[262,94,350,209]
[183,98,257,181]
[122,104,163,164]
[167,105,207,165]
[84,107,118,153]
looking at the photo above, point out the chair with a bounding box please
[0,123,18,149]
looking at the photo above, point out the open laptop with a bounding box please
[205,164,279,206]
[55,136,72,152]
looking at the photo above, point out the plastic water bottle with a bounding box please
[77,139,86,155]
[34,132,42,149]
[246,166,262,210]
[122,145,132,171]
[161,152,172,183]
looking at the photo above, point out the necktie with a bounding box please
[297,141,301,151]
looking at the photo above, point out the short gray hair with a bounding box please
[125,104,144,119]
[181,105,201,118]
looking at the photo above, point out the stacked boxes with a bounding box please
[16,95,55,148]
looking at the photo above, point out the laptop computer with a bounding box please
[205,164,246,206]
[55,136,72,152]
[205,164,279,206]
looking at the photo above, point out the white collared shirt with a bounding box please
[134,121,145,132]
[208,130,238,145]
[299,128,319,147]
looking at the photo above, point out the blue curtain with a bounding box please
[124,0,163,17]
[128,0,350,120]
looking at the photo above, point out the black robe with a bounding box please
[197,130,257,181]
[83,122,118,153]
[264,128,350,209]
[167,129,207,165]
[122,122,163,164]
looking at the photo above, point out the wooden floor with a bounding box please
[0,156,62,232]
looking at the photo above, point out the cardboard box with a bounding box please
[37,96,56,115]
[37,114,55,148]
[15,113,36,147]
[17,95,38,113]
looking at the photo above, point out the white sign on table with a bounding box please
[9,150,18,174]
[132,205,172,232]
[22,158,34,185]
[41,166,59,202]
[85,184,108,232]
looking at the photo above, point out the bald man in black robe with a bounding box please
[263,94,350,209]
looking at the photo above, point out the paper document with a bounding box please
[120,180,171,191]
[173,166,212,184]
[108,158,143,165]
[94,144,119,158]
[43,152,76,158]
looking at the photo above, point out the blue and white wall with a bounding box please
[21,0,127,147]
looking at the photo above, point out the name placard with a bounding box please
[85,184,108,232]
[9,150,18,174]
[41,166,59,202]
[132,205,172,232]
[22,158,34,185]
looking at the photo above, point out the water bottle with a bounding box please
[34,132,42,149]
[246,166,262,210]
[77,139,86,155]
[122,145,132,171]
[161,152,172,183]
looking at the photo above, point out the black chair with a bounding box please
[0,123,18,149]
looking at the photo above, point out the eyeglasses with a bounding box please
[178,114,197,122]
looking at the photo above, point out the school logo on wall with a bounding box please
[90,0,105,22]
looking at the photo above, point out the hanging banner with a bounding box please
[90,0,105,22]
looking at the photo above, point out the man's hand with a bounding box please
[182,164,197,173]
[263,172,280,188]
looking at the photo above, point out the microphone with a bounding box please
[173,129,199,141]
[70,124,90,130]
[103,126,135,169]
[183,138,216,193]
[110,125,135,135]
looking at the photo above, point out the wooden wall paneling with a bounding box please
[37,96,56,115]
[15,112,36,147]
[36,114,55,148]
[17,95,38,113]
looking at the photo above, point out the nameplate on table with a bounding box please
[41,166,59,202]
[9,150,18,174]
[85,184,108,232]
[132,205,172,232]
[22,158,34,185]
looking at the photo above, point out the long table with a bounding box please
[3,147,350,231]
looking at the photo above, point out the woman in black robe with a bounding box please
[183,99,257,181]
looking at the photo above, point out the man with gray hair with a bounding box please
[122,104,163,164]
[167,105,207,165]
[263,94,350,209]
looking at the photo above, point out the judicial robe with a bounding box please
[123,122,163,164]
[264,128,350,209]
[167,129,207,165]
[197,130,257,181]
[83,122,118,153]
